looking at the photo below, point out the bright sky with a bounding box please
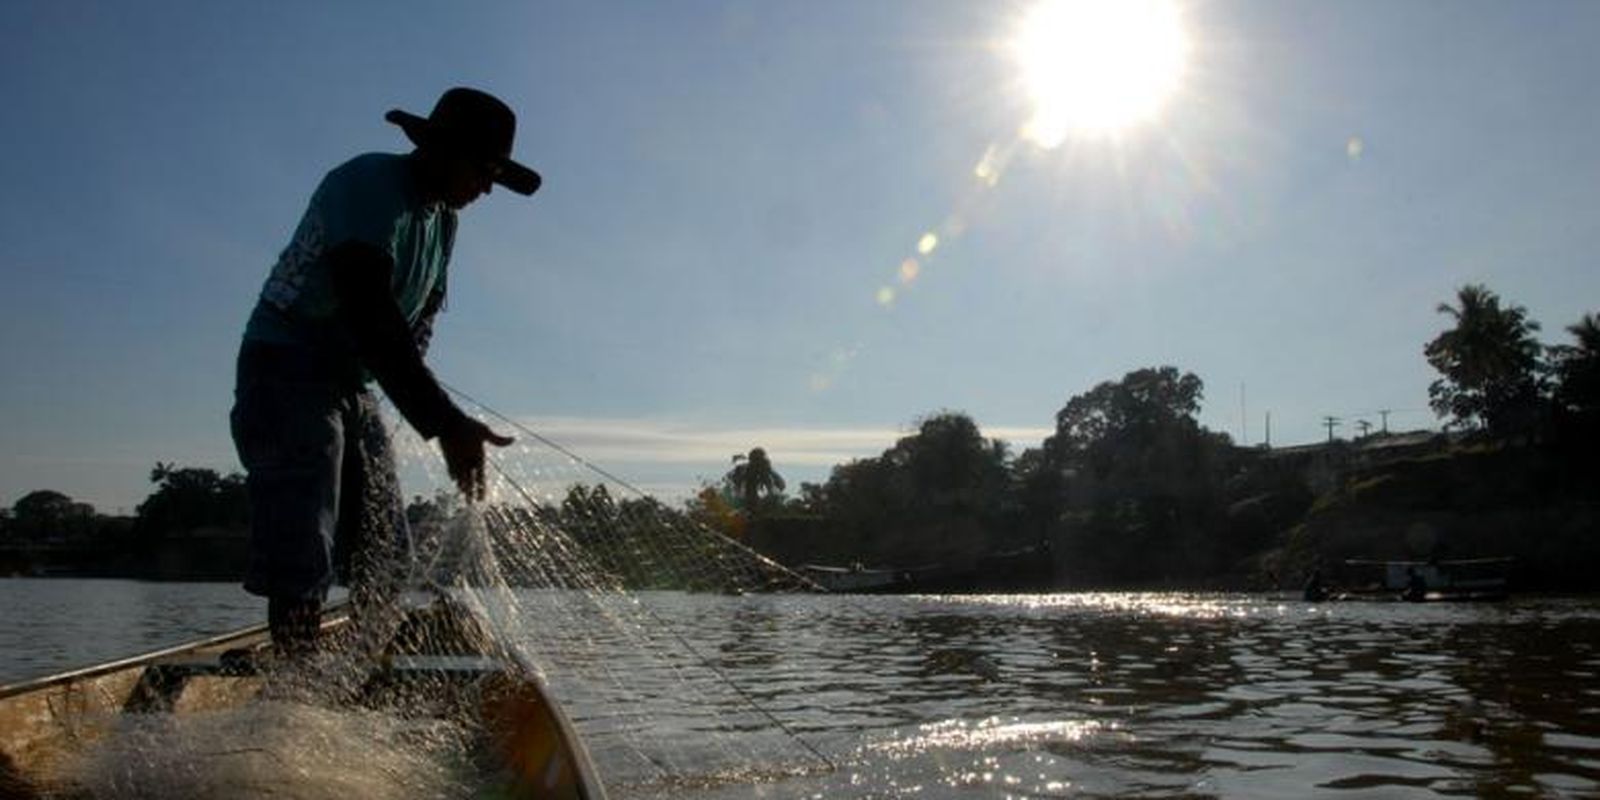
[3,1,1598,513]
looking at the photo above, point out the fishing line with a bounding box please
[441,381,824,593]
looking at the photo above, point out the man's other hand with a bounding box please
[439,417,515,501]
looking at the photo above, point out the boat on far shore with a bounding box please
[1306,557,1514,602]
[798,543,1055,594]
[797,562,921,593]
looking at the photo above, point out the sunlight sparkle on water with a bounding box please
[869,716,1106,758]
[1012,0,1189,145]
[936,591,1266,619]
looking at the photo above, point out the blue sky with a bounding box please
[3,1,1598,513]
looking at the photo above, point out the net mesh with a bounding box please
[395,399,834,794]
[67,399,833,799]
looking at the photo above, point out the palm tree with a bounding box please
[1552,312,1600,415]
[1423,284,1545,434]
[725,448,786,513]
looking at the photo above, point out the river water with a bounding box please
[3,579,1598,798]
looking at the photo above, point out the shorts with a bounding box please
[230,342,412,602]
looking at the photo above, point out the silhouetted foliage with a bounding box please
[724,447,786,515]
[1424,284,1546,436]
[1550,312,1600,418]
[9,490,97,543]
[1028,367,1235,584]
[686,483,745,540]
[11,284,1596,590]
[134,462,249,538]
[805,411,1011,564]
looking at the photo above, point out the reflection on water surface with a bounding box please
[600,592,1600,798]
[3,583,1597,797]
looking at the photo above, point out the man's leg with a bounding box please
[231,351,345,655]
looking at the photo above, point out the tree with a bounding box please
[1551,312,1600,417]
[1044,366,1215,506]
[135,463,249,536]
[883,412,1009,519]
[14,490,80,522]
[1010,446,1064,542]
[1424,284,1546,435]
[1051,367,1204,462]
[10,490,97,543]
[724,448,786,513]
[805,412,1010,563]
[687,483,745,540]
[560,483,618,535]
[1034,366,1233,583]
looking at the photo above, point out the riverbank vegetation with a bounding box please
[4,284,1596,591]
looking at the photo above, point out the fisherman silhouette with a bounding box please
[231,88,538,654]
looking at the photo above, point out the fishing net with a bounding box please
[393,394,835,795]
[66,395,834,800]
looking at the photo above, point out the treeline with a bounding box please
[707,284,1600,588]
[6,284,1596,589]
[718,368,1285,586]
[1424,284,1599,448]
[0,464,249,578]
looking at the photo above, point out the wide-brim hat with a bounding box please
[385,87,541,196]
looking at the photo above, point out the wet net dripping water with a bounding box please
[400,390,838,795]
[59,388,838,800]
[68,392,834,799]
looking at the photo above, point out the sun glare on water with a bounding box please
[1013,0,1189,146]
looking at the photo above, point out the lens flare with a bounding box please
[1347,136,1365,162]
[899,258,921,284]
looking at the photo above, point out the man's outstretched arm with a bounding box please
[327,240,512,498]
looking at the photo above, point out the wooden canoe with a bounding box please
[0,597,607,799]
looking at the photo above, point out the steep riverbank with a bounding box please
[1261,440,1600,592]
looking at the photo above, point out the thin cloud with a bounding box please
[501,415,1054,468]
[400,414,1055,504]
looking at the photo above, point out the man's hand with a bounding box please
[439,417,515,501]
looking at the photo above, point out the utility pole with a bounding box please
[1240,383,1247,445]
[1378,409,1391,434]
[1356,419,1372,438]
[1264,411,1272,449]
[1323,415,1341,443]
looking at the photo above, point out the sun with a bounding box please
[1012,0,1189,146]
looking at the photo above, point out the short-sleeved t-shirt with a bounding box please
[244,152,456,353]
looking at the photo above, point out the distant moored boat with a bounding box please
[1341,557,1513,602]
